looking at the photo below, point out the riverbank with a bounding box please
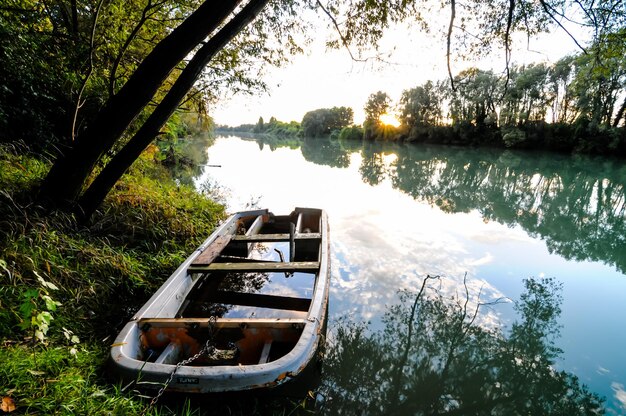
[0,144,308,414]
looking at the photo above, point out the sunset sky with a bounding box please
[211,15,587,127]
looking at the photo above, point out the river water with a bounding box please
[187,133,626,413]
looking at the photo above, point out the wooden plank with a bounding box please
[258,342,272,364]
[191,235,232,266]
[214,256,278,263]
[155,342,181,364]
[230,233,321,242]
[187,261,319,274]
[209,291,312,311]
[247,215,265,235]
[139,318,307,329]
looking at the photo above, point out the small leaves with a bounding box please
[35,272,58,291]
[41,295,61,311]
[63,327,80,356]
[62,327,80,345]
[0,259,10,278]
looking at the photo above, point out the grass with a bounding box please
[0,143,315,414]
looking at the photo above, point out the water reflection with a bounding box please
[159,134,215,186]
[387,144,626,273]
[319,276,605,415]
[301,138,351,168]
[229,135,626,274]
[182,134,625,412]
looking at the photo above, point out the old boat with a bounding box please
[109,208,330,393]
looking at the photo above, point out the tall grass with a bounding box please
[0,143,242,414]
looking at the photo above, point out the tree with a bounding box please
[570,35,626,128]
[37,0,293,216]
[364,91,391,123]
[2,0,620,219]
[500,64,551,126]
[75,0,273,219]
[399,81,443,128]
[548,55,578,124]
[363,91,391,139]
[447,68,500,127]
[329,106,354,130]
[253,116,265,133]
[301,107,354,137]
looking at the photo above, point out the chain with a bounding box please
[142,316,216,415]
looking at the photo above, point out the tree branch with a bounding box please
[109,0,161,96]
[502,0,515,96]
[77,0,269,220]
[316,0,366,63]
[447,0,456,90]
[71,0,105,141]
[539,0,587,52]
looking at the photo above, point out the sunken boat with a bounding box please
[109,208,330,393]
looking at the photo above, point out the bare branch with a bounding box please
[71,0,105,141]
[539,0,587,52]
[502,0,515,96]
[109,0,168,96]
[316,0,367,63]
[391,273,440,403]
[447,0,456,90]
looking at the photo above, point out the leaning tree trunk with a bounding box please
[77,0,270,221]
[38,0,241,209]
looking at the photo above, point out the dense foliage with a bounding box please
[301,106,354,137]
[366,49,626,155]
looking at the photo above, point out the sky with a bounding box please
[211,11,587,127]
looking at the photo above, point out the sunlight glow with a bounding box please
[379,113,401,127]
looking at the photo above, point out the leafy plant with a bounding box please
[18,273,62,344]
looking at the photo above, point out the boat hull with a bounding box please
[109,208,330,393]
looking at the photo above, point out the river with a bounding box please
[186,133,625,413]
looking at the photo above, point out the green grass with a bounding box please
[0,143,288,414]
[0,144,315,414]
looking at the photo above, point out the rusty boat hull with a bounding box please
[109,208,330,393]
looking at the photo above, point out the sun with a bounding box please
[379,113,401,127]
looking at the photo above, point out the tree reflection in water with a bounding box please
[228,135,626,273]
[319,276,604,415]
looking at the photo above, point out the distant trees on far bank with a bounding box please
[218,47,626,157]
[216,106,356,138]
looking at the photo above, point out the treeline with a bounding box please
[217,107,354,138]
[359,46,626,155]
[216,116,301,137]
[222,44,626,156]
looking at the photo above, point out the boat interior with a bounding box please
[136,209,324,366]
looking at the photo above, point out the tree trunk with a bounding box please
[38,0,240,209]
[613,96,626,127]
[77,0,270,221]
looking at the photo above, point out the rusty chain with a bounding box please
[142,316,216,415]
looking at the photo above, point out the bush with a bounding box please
[502,127,527,147]
[338,126,364,141]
